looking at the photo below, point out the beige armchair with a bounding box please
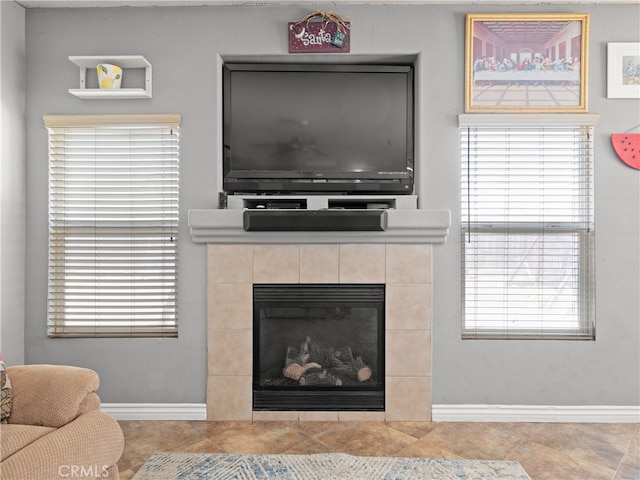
[0,364,124,480]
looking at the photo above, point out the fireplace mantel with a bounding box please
[188,208,450,244]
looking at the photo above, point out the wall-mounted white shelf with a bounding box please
[68,55,152,99]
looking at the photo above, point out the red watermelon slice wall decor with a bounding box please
[611,133,640,170]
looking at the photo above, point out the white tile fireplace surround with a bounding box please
[206,243,433,422]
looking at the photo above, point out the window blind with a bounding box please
[45,115,180,337]
[461,125,595,339]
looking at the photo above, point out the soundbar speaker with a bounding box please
[243,209,387,232]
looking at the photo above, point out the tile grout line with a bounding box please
[610,432,637,480]
[525,438,619,479]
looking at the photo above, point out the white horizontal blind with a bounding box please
[461,126,595,339]
[46,115,180,337]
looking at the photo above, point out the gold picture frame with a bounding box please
[465,13,589,113]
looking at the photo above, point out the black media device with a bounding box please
[243,209,388,232]
[222,63,415,195]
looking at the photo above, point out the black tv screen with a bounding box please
[223,63,414,194]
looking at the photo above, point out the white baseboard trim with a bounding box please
[101,403,640,423]
[101,403,207,421]
[432,404,640,423]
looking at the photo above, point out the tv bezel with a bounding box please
[222,62,415,195]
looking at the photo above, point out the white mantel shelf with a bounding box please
[188,209,451,244]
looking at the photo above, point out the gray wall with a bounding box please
[22,4,640,406]
[1,0,26,365]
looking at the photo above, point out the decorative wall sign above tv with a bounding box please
[465,13,589,113]
[289,11,350,53]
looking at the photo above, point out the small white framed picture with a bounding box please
[607,42,640,98]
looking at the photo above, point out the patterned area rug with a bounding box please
[132,452,532,480]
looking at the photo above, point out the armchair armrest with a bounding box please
[6,365,100,428]
[1,410,124,480]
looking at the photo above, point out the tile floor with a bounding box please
[117,420,639,480]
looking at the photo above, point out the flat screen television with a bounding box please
[222,63,414,195]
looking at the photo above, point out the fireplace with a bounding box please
[253,284,385,411]
[206,243,433,421]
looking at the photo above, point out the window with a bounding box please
[45,115,180,337]
[460,115,596,339]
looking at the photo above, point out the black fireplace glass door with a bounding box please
[253,284,384,411]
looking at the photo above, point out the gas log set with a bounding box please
[282,336,373,386]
